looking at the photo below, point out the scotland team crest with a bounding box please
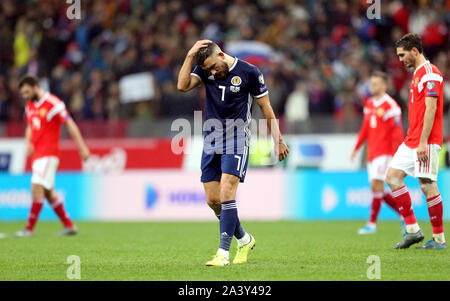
[231,76,242,86]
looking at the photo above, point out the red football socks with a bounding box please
[391,186,417,225]
[426,194,444,235]
[26,200,44,231]
[51,198,74,228]
[369,191,383,224]
[383,192,401,214]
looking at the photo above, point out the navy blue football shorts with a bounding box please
[200,149,249,183]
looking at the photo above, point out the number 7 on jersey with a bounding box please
[219,85,226,101]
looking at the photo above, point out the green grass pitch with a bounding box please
[0,221,448,281]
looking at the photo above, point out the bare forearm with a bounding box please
[67,121,87,151]
[25,125,32,145]
[69,127,86,150]
[420,106,436,144]
[177,54,195,91]
[261,104,283,143]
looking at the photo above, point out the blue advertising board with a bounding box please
[286,169,450,221]
[0,173,97,221]
[1,170,448,221]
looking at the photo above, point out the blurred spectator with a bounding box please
[286,81,309,123]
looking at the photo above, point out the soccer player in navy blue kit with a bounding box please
[177,40,289,266]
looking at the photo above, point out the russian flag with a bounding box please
[224,40,275,67]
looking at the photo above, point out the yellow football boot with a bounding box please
[233,235,256,264]
[205,254,230,267]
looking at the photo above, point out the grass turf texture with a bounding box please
[0,221,448,281]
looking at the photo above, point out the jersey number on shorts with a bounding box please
[234,155,241,171]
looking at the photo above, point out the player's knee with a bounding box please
[31,184,45,201]
[385,174,402,190]
[45,190,57,204]
[219,182,235,202]
[371,180,384,192]
[419,178,435,195]
[419,183,429,194]
[205,197,220,207]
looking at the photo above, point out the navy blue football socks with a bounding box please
[234,219,246,240]
[219,200,238,251]
[216,212,246,240]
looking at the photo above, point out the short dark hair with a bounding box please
[194,42,218,66]
[395,33,423,53]
[19,75,39,88]
[371,71,388,83]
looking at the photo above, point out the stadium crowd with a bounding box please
[0,0,449,132]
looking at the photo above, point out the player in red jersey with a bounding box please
[15,76,90,237]
[386,33,446,249]
[351,71,405,235]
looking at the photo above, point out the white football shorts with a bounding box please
[368,155,392,181]
[390,142,441,181]
[31,156,59,190]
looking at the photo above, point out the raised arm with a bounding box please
[65,118,90,161]
[177,40,211,92]
[255,94,289,161]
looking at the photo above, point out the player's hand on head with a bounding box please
[187,40,212,57]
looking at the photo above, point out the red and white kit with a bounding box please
[390,61,444,181]
[25,92,69,189]
[353,93,404,181]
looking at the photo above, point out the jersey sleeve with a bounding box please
[419,73,443,97]
[389,117,404,150]
[383,103,404,150]
[191,65,206,82]
[382,105,402,125]
[248,66,268,98]
[47,101,70,124]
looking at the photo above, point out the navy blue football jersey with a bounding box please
[191,58,268,154]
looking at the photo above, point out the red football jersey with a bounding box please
[405,60,444,148]
[25,92,70,162]
[353,94,404,162]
